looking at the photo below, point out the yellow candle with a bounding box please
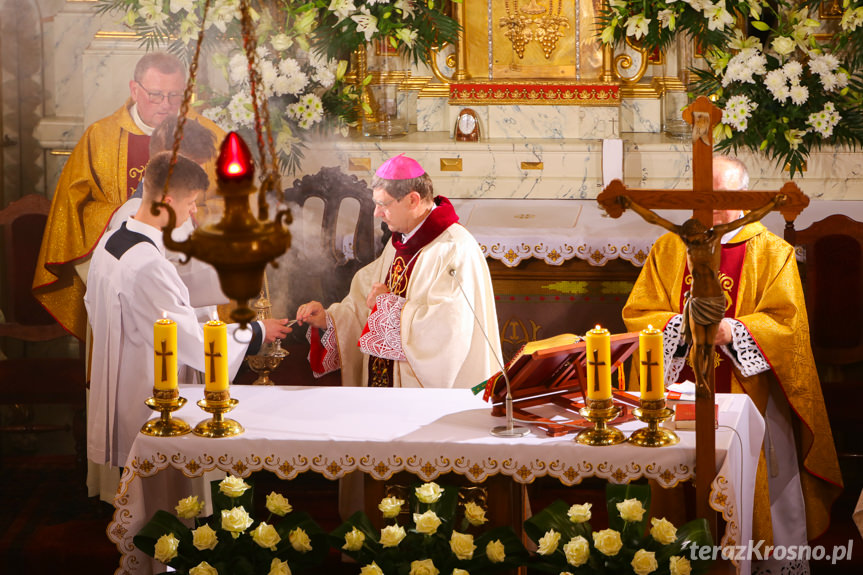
[153,318,178,390]
[639,325,665,400]
[203,319,229,392]
[585,325,611,401]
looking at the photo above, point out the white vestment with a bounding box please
[85,216,262,467]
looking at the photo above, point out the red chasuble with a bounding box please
[125,133,151,200]
[676,241,747,392]
[366,197,460,387]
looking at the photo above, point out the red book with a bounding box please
[673,403,718,429]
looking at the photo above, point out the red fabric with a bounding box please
[308,327,327,374]
[125,133,150,200]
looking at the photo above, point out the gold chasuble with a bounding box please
[33,102,224,340]
[623,222,842,543]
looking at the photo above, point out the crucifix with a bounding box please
[155,340,173,383]
[206,341,222,383]
[589,348,605,394]
[597,96,810,535]
[642,349,658,396]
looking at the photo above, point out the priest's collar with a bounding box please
[392,196,459,251]
[126,216,166,255]
[129,103,155,136]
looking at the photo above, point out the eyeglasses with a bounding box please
[136,81,184,106]
[373,196,403,209]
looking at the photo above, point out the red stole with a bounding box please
[126,133,150,200]
[367,197,460,387]
[676,241,747,393]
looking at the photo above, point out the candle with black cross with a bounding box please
[203,318,229,393]
[153,316,178,391]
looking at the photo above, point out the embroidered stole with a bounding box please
[126,133,151,200]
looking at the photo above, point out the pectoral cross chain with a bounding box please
[643,349,659,393]
[588,349,606,393]
[155,340,173,382]
[206,341,222,383]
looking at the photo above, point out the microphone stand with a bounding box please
[449,270,529,438]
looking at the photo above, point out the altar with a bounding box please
[110,385,765,575]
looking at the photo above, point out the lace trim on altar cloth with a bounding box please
[307,315,341,377]
[664,314,687,384]
[479,239,652,268]
[751,558,810,575]
[359,293,407,361]
[721,319,770,377]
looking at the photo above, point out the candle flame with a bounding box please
[595,324,601,330]
[162,310,168,320]
[647,324,653,330]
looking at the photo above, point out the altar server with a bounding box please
[295,154,501,388]
[85,152,292,467]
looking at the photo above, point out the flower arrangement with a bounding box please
[330,481,530,575]
[524,483,713,575]
[133,475,328,575]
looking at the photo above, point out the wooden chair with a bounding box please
[785,214,863,460]
[0,194,86,468]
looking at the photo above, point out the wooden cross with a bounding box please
[643,349,658,395]
[206,341,222,383]
[588,348,606,394]
[155,340,173,383]
[597,96,810,536]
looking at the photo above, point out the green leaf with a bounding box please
[750,21,770,31]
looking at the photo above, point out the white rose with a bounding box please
[343,526,365,551]
[175,495,205,519]
[463,502,488,526]
[380,524,406,547]
[221,506,253,537]
[270,33,293,52]
[537,530,561,555]
[450,531,476,560]
[452,569,470,575]
[567,503,591,523]
[189,561,218,575]
[415,482,444,504]
[650,517,677,545]
[414,510,442,534]
[289,527,313,552]
[409,559,440,575]
[192,524,219,551]
[631,549,658,575]
[378,496,405,519]
[563,535,590,567]
[593,528,623,556]
[219,475,251,498]
[154,533,179,564]
[486,539,506,563]
[616,498,646,522]
[669,556,692,575]
[266,492,292,516]
[268,557,292,575]
[360,562,384,575]
[772,36,796,55]
[252,522,282,550]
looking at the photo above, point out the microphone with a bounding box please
[449,268,529,438]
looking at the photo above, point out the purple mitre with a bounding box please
[375,153,426,180]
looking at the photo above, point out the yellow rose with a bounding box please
[266,492,293,516]
[631,549,658,575]
[450,531,476,560]
[252,522,282,550]
[343,526,365,551]
[360,562,384,575]
[268,558,292,575]
[650,517,677,545]
[378,496,405,519]
[536,530,561,555]
[669,556,692,575]
[414,510,442,534]
[563,535,589,567]
[221,506,253,538]
[175,495,205,519]
[616,498,646,522]
[409,559,440,575]
[192,524,219,551]
[592,528,623,556]
[380,524,406,547]
[189,561,218,575]
[219,475,251,498]
[289,527,313,552]
[452,569,470,575]
[463,501,488,526]
[415,482,444,504]
[154,533,179,564]
[486,539,506,563]
[567,503,591,523]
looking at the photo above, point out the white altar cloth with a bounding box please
[110,386,764,575]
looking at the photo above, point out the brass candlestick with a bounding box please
[193,389,244,438]
[575,397,625,446]
[141,388,191,437]
[628,398,679,447]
